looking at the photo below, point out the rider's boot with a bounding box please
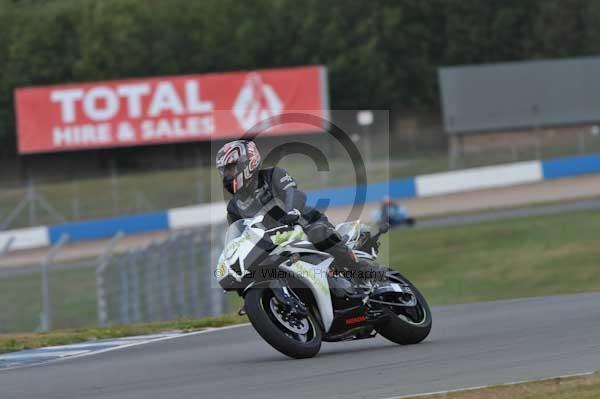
[328,243,386,284]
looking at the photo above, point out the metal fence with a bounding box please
[97,227,228,327]
[0,225,229,334]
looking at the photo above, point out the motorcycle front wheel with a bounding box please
[245,287,322,359]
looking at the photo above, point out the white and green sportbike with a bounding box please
[216,214,432,359]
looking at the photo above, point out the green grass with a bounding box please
[0,167,215,228]
[406,372,600,399]
[382,208,600,305]
[0,266,97,334]
[0,313,247,354]
[0,264,242,334]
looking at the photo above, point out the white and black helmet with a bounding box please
[216,140,262,194]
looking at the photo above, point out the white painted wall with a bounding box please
[0,226,50,252]
[415,161,543,197]
[168,202,227,230]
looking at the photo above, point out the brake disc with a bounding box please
[269,297,309,335]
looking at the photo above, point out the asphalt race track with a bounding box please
[1,292,599,399]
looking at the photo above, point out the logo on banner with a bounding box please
[232,73,283,132]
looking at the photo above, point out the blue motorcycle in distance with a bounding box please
[374,198,415,229]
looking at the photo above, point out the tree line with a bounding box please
[1,0,600,153]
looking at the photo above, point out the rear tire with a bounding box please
[375,272,432,345]
[245,287,322,359]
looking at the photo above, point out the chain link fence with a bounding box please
[0,225,229,334]
[96,227,228,327]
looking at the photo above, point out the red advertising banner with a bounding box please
[15,65,328,154]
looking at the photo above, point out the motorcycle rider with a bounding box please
[216,140,360,273]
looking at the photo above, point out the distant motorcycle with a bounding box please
[216,212,431,359]
[374,203,415,229]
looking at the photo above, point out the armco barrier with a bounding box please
[2,153,600,251]
[542,153,600,180]
[48,212,169,244]
[0,226,49,251]
[167,202,227,230]
[306,178,416,208]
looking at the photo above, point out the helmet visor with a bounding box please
[218,162,241,179]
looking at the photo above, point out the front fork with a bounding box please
[269,279,309,317]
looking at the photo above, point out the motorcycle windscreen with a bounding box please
[260,205,287,228]
[225,219,246,243]
[243,232,276,273]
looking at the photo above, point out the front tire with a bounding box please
[375,271,432,345]
[245,287,322,359]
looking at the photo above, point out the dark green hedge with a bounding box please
[1,0,599,151]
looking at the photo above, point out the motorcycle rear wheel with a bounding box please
[375,271,432,345]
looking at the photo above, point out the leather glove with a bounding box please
[280,209,301,226]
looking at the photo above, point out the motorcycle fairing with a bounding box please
[278,257,335,332]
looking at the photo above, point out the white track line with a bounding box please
[0,350,91,360]
[0,323,251,372]
[379,371,597,399]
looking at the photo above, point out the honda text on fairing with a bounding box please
[216,209,432,359]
